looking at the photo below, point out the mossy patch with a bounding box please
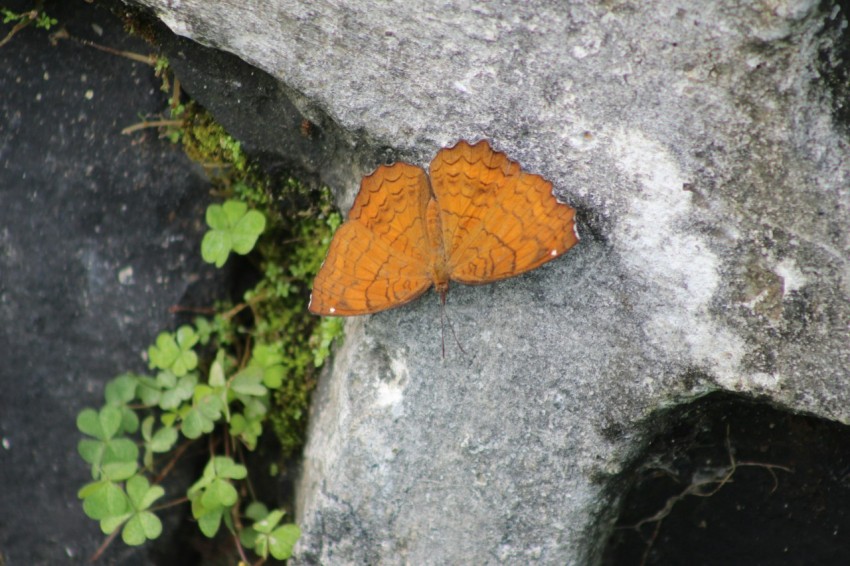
[156,58,344,455]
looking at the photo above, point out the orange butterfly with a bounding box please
[309,140,578,316]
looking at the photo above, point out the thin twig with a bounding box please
[121,119,183,135]
[622,424,793,565]
[150,496,189,513]
[49,27,156,65]
[89,526,121,562]
[0,9,38,48]
[153,438,194,484]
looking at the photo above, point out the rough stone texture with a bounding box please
[0,1,220,563]
[126,0,849,564]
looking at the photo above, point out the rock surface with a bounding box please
[127,0,849,563]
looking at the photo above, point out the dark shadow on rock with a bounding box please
[603,391,850,566]
[0,0,221,563]
[127,3,399,203]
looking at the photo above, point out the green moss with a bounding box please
[154,60,344,455]
[244,186,342,454]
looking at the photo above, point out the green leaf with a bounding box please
[121,511,162,545]
[118,406,140,435]
[89,476,164,545]
[207,200,240,230]
[181,386,222,439]
[250,343,285,388]
[254,510,284,533]
[181,407,213,439]
[201,230,230,268]
[267,523,300,560]
[79,429,138,479]
[231,366,267,396]
[197,508,224,538]
[242,397,268,420]
[245,507,300,561]
[141,415,154,441]
[230,413,262,451]
[201,478,238,508]
[175,325,199,353]
[102,438,139,466]
[77,406,123,440]
[188,456,247,500]
[148,327,198,376]
[105,373,138,405]
[100,513,131,535]
[230,209,266,254]
[78,439,104,466]
[208,353,226,388]
[313,316,344,367]
[201,200,266,267]
[221,200,248,226]
[148,333,180,371]
[244,501,269,521]
[101,461,138,482]
[197,389,224,420]
[214,456,248,480]
[239,525,260,549]
[194,316,212,344]
[261,365,284,388]
[149,425,178,453]
[80,480,128,520]
[161,412,177,427]
[156,370,177,389]
[124,475,165,511]
[159,373,197,411]
[136,376,162,406]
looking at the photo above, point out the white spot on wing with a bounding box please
[329,306,336,314]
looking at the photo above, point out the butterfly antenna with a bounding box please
[440,290,447,359]
[440,290,467,357]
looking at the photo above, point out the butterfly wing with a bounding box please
[309,162,434,315]
[429,140,578,284]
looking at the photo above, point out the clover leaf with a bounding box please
[249,343,285,388]
[97,475,165,546]
[104,374,140,434]
[187,457,248,537]
[158,372,197,411]
[239,506,300,560]
[79,479,129,521]
[201,200,266,268]
[77,407,139,478]
[230,412,263,451]
[231,366,267,397]
[136,375,162,407]
[141,416,178,470]
[78,457,138,520]
[148,326,198,377]
[181,385,223,439]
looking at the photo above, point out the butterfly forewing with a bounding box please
[308,163,434,315]
[430,140,578,284]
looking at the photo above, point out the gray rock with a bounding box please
[129,0,850,563]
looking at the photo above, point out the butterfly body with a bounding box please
[308,140,578,316]
[425,197,451,296]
